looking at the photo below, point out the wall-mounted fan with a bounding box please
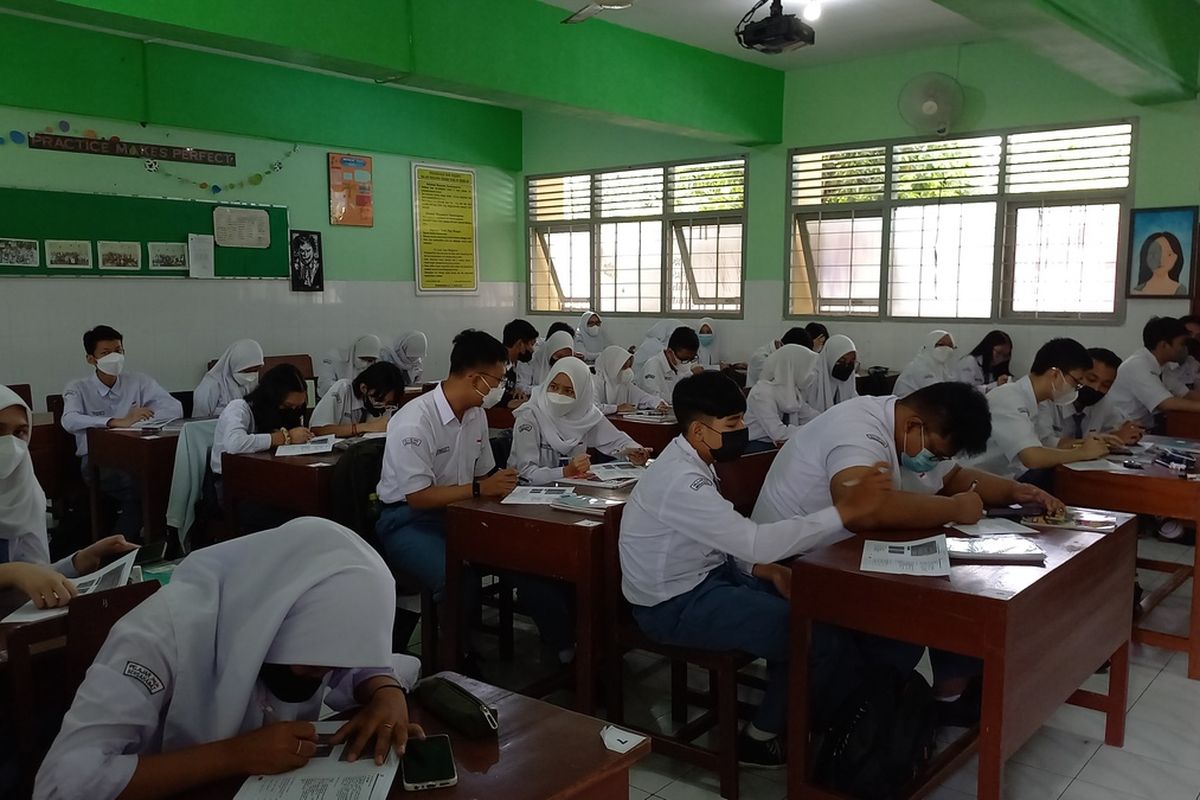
[562,1,636,24]
[898,72,965,136]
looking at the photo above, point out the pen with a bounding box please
[968,480,978,493]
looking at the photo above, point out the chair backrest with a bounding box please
[264,354,315,380]
[44,394,83,502]
[170,390,194,420]
[330,439,388,546]
[7,383,33,408]
[715,449,778,517]
[603,504,630,620]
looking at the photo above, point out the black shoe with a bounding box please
[737,733,786,769]
[934,678,982,728]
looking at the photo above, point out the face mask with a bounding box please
[586,324,601,338]
[259,663,324,704]
[233,371,258,389]
[989,361,1010,379]
[831,362,855,382]
[475,376,504,409]
[546,392,574,416]
[618,368,634,385]
[1076,385,1104,408]
[95,352,125,376]
[701,423,749,463]
[517,348,534,363]
[354,357,376,371]
[1051,370,1078,407]
[900,422,942,474]
[698,333,715,348]
[931,346,954,365]
[0,435,28,480]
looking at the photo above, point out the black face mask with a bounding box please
[989,360,1010,379]
[831,362,855,382]
[701,424,749,462]
[259,663,324,703]
[517,348,534,363]
[1076,385,1105,408]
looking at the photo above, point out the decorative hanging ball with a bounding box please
[248,173,263,186]
[270,161,283,173]
[199,182,208,189]
[211,185,222,194]
[9,130,26,144]
[144,159,159,173]
[58,120,70,132]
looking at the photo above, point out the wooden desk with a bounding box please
[220,449,341,534]
[86,428,179,543]
[445,488,629,714]
[1053,460,1200,677]
[607,416,677,455]
[1165,409,1200,439]
[171,673,648,800]
[787,518,1136,800]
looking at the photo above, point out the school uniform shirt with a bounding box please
[620,435,846,607]
[746,341,776,386]
[963,376,1059,480]
[803,334,859,413]
[376,384,495,504]
[638,350,686,399]
[1161,357,1196,398]
[592,345,663,415]
[382,331,427,385]
[209,399,272,474]
[892,330,957,398]
[957,353,1002,393]
[1047,395,1121,441]
[61,372,183,457]
[744,382,820,443]
[310,379,382,428]
[192,339,264,418]
[752,395,957,525]
[1106,348,1174,429]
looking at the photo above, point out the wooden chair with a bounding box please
[170,390,194,420]
[7,581,160,795]
[44,394,85,513]
[7,383,33,408]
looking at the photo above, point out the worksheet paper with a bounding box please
[276,435,336,457]
[187,234,215,279]
[233,721,397,800]
[2,549,139,623]
[951,518,1039,537]
[860,535,951,577]
[501,486,576,505]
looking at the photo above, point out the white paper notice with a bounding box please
[276,435,336,457]
[952,518,1039,537]
[860,535,951,577]
[3,549,139,624]
[233,721,397,800]
[501,486,576,505]
[213,206,271,249]
[187,234,215,279]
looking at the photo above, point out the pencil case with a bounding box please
[413,676,499,739]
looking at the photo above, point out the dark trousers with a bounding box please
[82,460,142,539]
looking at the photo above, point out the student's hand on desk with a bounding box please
[1009,483,1065,515]
[950,490,984,524]
[231,721,318,775]
[362,416,390,434]
[690,365,705,376]
[833,462,892,527]
[335,685,425,764]
[752,563,792,600]
[111,407,153,427]
[1115,421,1144,445]
[72,534,138,575]
[616,403,636,414]
[624,447,651,466]
[564,454,593,478]
[1077,436,1110,460]
[288,427,314,445]
[996,375,1011,386]
[4,562,78,608]
[656,402,671,412]
[480,468,519,497]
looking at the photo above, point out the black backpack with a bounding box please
[330,438,388,549]
[812,666,938,800]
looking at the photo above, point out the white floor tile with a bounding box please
[1009,724,1101,778]
[1129,672,1200,738]
[1130,643,1175,671]
[1076,746,1200,800]
[1079,664,1160,710]
[629,753,694,795]
[1120,713,1200,772]
[654,768,786,800]
[1060,779,1151,800]
[629,788,652,800]
[942,758,1072,798]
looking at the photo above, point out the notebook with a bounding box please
[551,494,626,517]
[946,535,1046,564]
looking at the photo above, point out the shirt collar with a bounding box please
[89,372,121,398]
[1141,347,1163,376]
[674,434,718,480]
[1014,374,1039,408]
[432,383,457,426]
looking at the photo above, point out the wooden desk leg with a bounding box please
[1105,640,1129,747]
[444,545,464,674]
[977,660,1005,800]
[576,561,596,715]
[1190,518,1200,680]
[787,614,813,799]
[88,461,103,542]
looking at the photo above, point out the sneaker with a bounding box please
[737,733,786,769]
[1156,519,1195,546]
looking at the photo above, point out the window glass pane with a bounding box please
[529,227,591,312]
[888,202,996,318]
[596,168,663,218]
[597,221,662,313]
[1005,124,1132,193]
[527,174,591,222]
[790,214,882,315]
[791,147,886,206]
[892,136,1001,199]
[669,219,742,313]
[669,160,745,213]
[1009,203,1120,314]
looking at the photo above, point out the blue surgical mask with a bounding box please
[900,421,943,474]
[698,333,715,347]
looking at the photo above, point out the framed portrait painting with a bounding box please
[1126,206,1197,299]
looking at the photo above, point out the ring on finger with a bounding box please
[295,741,302,755]
[381,723,394,729]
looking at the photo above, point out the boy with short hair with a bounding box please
[1108,316,1200,429]
[638,326,703,398]
[501,318,539,407]
[1050,348,1143,446]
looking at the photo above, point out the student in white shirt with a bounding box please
[35,519,423,800]
[573,310,609,363]
[744,344,821,450]
[501,319,539,408]
[805,322,829,353]
[893,330,957,398]
[639,326,703,398]
[0,385,135,611]
[193,339,264,418]
[957,330,1012,393]
[382,331,428,386]
[746,327,813,386]
[592,346,667,415]
[695,318,746,372]
[632,319,683,374]
[509,357,649,485]
[1107,316,1200,430]
[621,371,901,767]
[318,335,382,396]
[966,338,1110,483]
[1049,348,1143,447]
[1176,315,1200,389]
[529,329,576,388]
[803,334,859,413]
[310,361,407,438]
[62,325,183,539]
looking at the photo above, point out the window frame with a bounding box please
[783,118,1137,325]
[526,155,749,319]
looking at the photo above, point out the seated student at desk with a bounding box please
[501,318,539,408]
[593,345,668,415]
[965,338,1110,485]
[35,519,423,800]
[957,330,1013,393]
[744,344,821,451]
[0,385,135,610]
[310,361,406,438]
[747,326,813,386]
[803,334,859,413]
[1049,347,1143,447]
[381,331,427,386]
[639,326,703,399]
[1108,316,1200,431]
[509,356,650,484]
[318,334,382,396]
[62,325,184,540]
[193,339,264,418]
[529,329,576,388]
[892,330,958,398]
[573,310,609,363]
[621,372,909,767]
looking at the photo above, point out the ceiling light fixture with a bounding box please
[802,1,822,22]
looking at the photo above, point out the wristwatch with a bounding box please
[472,479,481,498]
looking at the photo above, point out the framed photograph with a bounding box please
[45,239,93,269]
[98,241,142,271]
[1126,206,1198,299]
[329,153,374,227]
[148,242,188,270]
[289,230,323,292]
[0,238,39,267]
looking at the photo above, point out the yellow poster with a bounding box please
[412,164,478,293]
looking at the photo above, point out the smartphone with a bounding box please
[400,734,457,791]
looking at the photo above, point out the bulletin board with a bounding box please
[0,187,289,278]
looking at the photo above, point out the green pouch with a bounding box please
[413,676,499,739]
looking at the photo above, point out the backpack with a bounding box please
[330,438,388,549]
[812,666,937,800]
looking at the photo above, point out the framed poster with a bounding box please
[45,240,93,269]
[98,241,142,271]
[329,153,374,227]
[289,230,323,292]
[1126,206,1197,299]
[412,163,478,294]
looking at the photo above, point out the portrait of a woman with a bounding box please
[1133,231,1187,296]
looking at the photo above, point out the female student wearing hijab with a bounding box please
[211,364,313,492]
[318,335,382,396]
[382,331,428,385]
[573,311,608,363]
[193,339,265,418]
[893,330,958,398]
[744,344,821,450]
[958,330,1013,393]
[804,334,859,413]
[509,357,650,485]
[310,361,407,438]
[529,329,576,387]
[34,518,423,800]
[695,318,746,371]
[592,346,668,415]
[0,386,135,609]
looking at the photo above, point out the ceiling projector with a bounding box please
[736,0,815,54]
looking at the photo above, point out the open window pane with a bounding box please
[669,219,743,313]
[597,221,662,314]
[1008,203,1120,315]
[529,227,591,312]
[791,213,882,315]
[888,202,995,318]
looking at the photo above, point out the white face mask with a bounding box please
[546,392,574,416]
[931,346,954,364]
[0,435,28,480]
[96,352,125,376]
[233,371,259,389]
[476,377,505,409]
[1052,370,1079,407]
[585,325,601,338]
[618,368,634,385]
[354,357,376,371]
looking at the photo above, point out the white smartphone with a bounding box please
[400,734,458,791]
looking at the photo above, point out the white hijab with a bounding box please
[758,344,820,413]
[805,334,859,412]
[900,329,957,384]
[530,330,576,386]
[339,335,383,381]
[383,331,427,376]
[573,310,608,357]
[515,356,604,454]
[594,345,634,405]
[146,518,394,750]
[202,339,264,405]
[633,319,683,371]
[696,317,719,366]
[0,385,45,548]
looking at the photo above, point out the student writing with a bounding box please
[310,361,406,438]
[802,333,859,412]
[192,339,264,418]
[381,331,427,386]
[744,344,821,449]
[592,345,667,415]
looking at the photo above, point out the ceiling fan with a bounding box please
[561,1,636,25]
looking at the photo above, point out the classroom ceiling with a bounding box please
[540,0,990,67]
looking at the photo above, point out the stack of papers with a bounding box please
[860,535,951,577]
[951,518,1038,537]
[3,549,139,623]
[946,535,1046,564]
[621,412,677,425]
[559,461,646,489]
[551,494,625,516]
[276,435,336,457]
[233,721,397,800]
[502,486,576,505]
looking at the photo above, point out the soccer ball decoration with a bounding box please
[144,159,159,173]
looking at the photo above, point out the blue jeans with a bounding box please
[632,560,923,735]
